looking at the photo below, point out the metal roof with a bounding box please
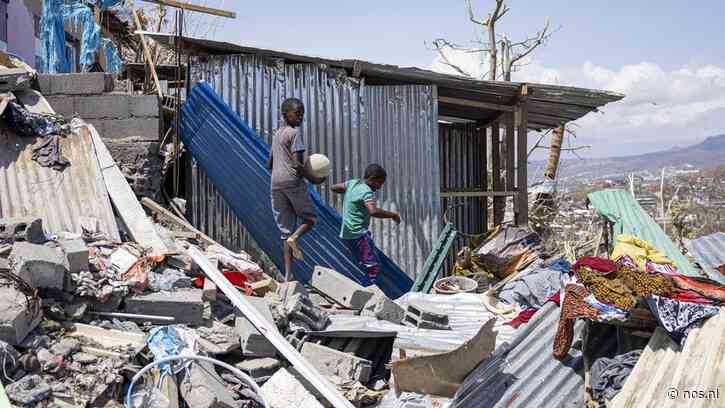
[452,302,609,408]
[139,31,624,130]
[610,310,725,408]
[684,232,725,284]
[587,189,698,277]
[0,122,120,240]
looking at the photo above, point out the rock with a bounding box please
[5,374,52,405]
[51,338,80,357]
[73,352,98,364]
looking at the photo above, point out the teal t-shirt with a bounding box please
[340,179,374,240]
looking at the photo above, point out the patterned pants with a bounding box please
[344,234,381,285]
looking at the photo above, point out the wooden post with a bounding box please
[128,0,163,99]
[491,122,504,225]
[505,112,515,221]
[516,85,529,226]
[480,123,488,230]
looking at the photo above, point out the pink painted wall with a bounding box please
[7,0,39,68]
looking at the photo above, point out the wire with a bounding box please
[124,355,267,407]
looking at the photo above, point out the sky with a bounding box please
[198,0,725,158]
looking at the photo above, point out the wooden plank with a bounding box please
[438,96,515,112]
[141,197,219,247]
[128,0,163,99]
[440,191,517,198]
[139,0,236,18]
[90,125,168,256]
[188,247,355,408]
[516,87,529,226]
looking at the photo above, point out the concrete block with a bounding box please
[41,72,113,95]
[276,281,308,300]
[403,302,450,330]
[361,294,405,324]
[0,217,43,242]
[100,117,159,141]
[10,242,68,289]
[0,287,42,345]
[235,357,281,381]
[129,95,159,117]
[310,266,373,309]
[75,94,129,119]
[235,296,277,357]
[261,368,324,408]
[124,288,204,325]
[285,293,330,331]
[45,95,76,117]
[179,361,237,408]
[37,74,52,94]
[60,239,89,273]
[301,342,373,383]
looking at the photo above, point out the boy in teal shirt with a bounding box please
[331,164,401,285]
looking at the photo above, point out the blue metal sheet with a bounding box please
[180,81,413,298]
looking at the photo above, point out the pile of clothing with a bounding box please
[553,235,725,360]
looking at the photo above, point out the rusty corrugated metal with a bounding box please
[684,232,725,284]
[189,55,439,277]
[0,124,119,240]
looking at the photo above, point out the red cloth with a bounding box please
[507,308,538,328]
[669,289,715,305]
[194,271,253,295]
[572,257,616,274]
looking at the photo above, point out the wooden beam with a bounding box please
[439,96,515,112]
[491,123,504,225]
[141,197,220,247]
[516,85,529,226]
[441,191,518,198]
[128,0,163,99]
[139,0,236,18]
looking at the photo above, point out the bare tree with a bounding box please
[432,0,553,81]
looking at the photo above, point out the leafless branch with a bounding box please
[466,0,486,26]
[431,39,474,77]
[509,18,552,65]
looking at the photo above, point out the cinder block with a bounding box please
[10,242,68,289]
[235,357,281,381]
[261,368,324,408]
[179,361,237,408]
[285,293,330,331]
[402,301,451,330]
[301,342,373,383]
[124,288,204,325]
[310,266,373,309]
[45,95,76,117]
[75,94,129,119]
[60,239,89,274]
[100,117,159,140]
[0,287,42,345]
[235,296,277,357]
[361,294,405,324]
[129,95,159,117]
[42,72,113,95]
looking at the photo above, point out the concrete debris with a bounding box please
[284,293,331,331]
[402,301,451,330]
[235,296,277,357]
[301,342,373,383]
[361,293,406,324]
[0,217,44,243]
[276,280,309,300]
[180,361,238,408]
[261,368,325,408]
[196,321,241,355]
[50,338,81,357]
[124,288,205,325]
[10,241,69,289]
[59,239,89,274]
[235,357,282,382]
[0,286,42,345]
[311,266,374,309]
[5,374,52,405]
[148,267,193,292]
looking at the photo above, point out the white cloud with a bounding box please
[431,49,725,157]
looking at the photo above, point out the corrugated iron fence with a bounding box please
[188,54,439,277]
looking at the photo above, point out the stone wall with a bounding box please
[38,73,163,197]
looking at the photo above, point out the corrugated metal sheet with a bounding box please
[452,302,589,408]
[0,122,119,240]
[610,309,725,408]
[587,189,697,277]
[180,81,412,298]
[190,54,440,277]
[684,232,725,284]
[316,292,517,354]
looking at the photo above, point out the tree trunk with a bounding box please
[488,22,497,80]
[543,125,565,180]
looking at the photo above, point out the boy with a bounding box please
[331,164,401,286]
[267,98,321,280]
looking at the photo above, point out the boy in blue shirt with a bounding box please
[331,164,401,285]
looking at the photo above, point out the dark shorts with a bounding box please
[271,184,316,240]
[344,233,381,285]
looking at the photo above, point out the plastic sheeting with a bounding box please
[179,81,413,299]
[587,189,697,277]
[312,292,517,354]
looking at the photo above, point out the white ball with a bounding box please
[306,154,330,179]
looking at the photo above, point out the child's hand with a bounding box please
[392,213,401,224]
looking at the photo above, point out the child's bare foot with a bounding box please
[286,237,304,260]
